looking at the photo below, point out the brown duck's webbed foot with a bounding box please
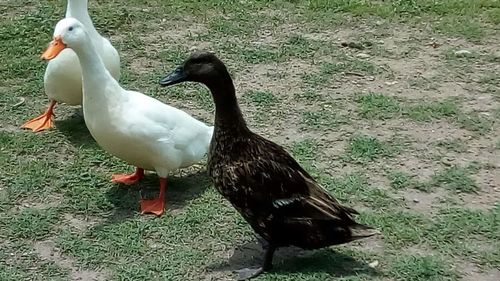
[235,245,275,280]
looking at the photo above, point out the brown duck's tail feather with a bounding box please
[340,205,359,215]
[349,223,380,240]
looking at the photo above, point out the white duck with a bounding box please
[22,0,120,132]
[41,17,213,216]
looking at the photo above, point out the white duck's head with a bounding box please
[41,17,88,60]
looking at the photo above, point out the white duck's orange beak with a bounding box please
[41,36,66,60]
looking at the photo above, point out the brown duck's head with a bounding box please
[159,51,231,88]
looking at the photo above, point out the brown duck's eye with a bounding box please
[69,26,74,31]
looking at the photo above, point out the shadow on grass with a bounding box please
[55,111,99,149]
[103,167,211,223]
[209,240,378,278]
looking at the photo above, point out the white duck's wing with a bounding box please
[122,91,213,166]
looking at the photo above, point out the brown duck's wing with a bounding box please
[271,175,377,243]
[227,135,376,247]
[248,133,316,179]
[273,174,359,224]
[230,157,310,201]
[231,139,358,224]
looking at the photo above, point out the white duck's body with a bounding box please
[82,85,213,177]
[44,18,213,215]
[45,0,120,105]
[76,44,212,173]
[63,22,212,177]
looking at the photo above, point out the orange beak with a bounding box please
[41,36,67,60]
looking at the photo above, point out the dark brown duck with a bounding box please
[160,51,377,280]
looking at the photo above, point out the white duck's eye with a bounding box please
[68,26,74,31]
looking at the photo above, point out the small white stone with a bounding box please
[413,198,420,203]
[356,53,370,59]
[368,260,379,268]
[454,50,472,56]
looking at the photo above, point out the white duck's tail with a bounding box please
[205,126,215,150]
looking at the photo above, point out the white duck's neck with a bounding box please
[65,0,101,42]
[72,36,121,102]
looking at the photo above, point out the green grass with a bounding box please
[0,244,69,281]
[242,90,279,107]
[345,135,399,163]
[354,94,495,135]
[300,108,349,130]
[356,93,401,119]
[164,85,215,112]
[387,163,480,194]
[456,112,494,134]
[303,57,383,87]
[390,255,457,281]
[426,206,500,267]
[1,0,498,280]
[388,171,415,190]
[324,173,399,209]
[431,165,479,193]
[404,100,459,121]
[290,139,321,176]
[6,207,59,240]
[387,171,430,192]
[437,17,486,42]
[294,90,323,103]
[362,210,429,248]
[307,0,498,41]
[241,90,281,124]
[291,139,320,162]
[220,35,337,64]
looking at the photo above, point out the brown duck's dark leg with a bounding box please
[255,235,270,249]
[235,245,275,280]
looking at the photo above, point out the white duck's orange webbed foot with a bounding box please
[111,167,144,185]
[21,100,56,132]
[140,177,166,216]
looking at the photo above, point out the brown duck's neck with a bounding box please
[207,80,249,135]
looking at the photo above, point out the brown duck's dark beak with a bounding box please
[159,67,186,87]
